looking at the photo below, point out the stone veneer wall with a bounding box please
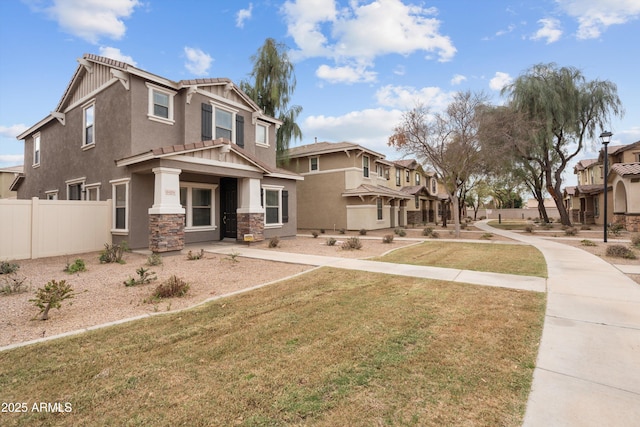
[149,214,185,252]
[614,213,640,232]
[407,210,424,225]
[237,212,265,242]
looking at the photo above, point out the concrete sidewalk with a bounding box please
[475,220,640,426]
[205,245,546,292]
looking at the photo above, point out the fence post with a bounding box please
[498,213,502,224]
[31,197,39,259]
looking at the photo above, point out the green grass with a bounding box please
[375,241,547,277]
[0,268,545,426]
[487,220,531,230]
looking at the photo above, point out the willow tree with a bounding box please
[389,91,489,237]
[502,63,623,225]
[240,38,302,164]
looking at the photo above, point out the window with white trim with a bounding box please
[405,170,410,183]
[111,179,130,232]
[415,173,420,185]
[33,133,41,167]
[262,185,284,227]
[215,108,233,140]
[83,103,95,147]
[363,156,370,178]
[377,198,383,220]
[66,177,85,200]
[179,183,217,230]
[256,122,269,146]
[310,157,319,172]
[45,190,58,200]
[594,197,600,217]
[147,83,175,124]
[431,178,437,194]
[395,169,401,186]
[84,183,100,201]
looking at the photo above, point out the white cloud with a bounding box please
[302,108,404,154]
[556,0,640,39]
[236,3,253,28]
[0,124,28,138]
[531,18,563,43]
[282,0,456,84]
[42,0,140,44]
[375,85,453,112]
[99,46,136,65]
[316,64,376,84]
[495,24,516,37]
[184,47,213,76]
[450,74,467,86]
[489,72,513,91]
[0,154,24,164]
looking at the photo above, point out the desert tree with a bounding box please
[240,38,302,164]
[389,90,489,237]
[502,63,623,225]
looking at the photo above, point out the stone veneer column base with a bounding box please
[149,214,185,252]
[237,212,264,242]
[615,213,640,232]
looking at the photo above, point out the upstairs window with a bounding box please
[405,170,410,183]
[415,173,420,185]
[395,169,400,186]
[83,103,95,147]
[431,178,437,194]
[363,155,370,178]
[215,108,233,140]
[310,157,319,172]
[33,133,41,167]
[256,122,269,146]
[147,83,175,124]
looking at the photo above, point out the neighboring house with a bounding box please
[283,141,447,230]
[13,54,301,251]
[564,140,640,231]
[0,165,23,199]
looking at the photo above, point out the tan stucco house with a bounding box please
[283,141,447,231]
[13,54,301,251]
[0,165,23,199]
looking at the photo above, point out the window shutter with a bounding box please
[282,190,289,223]
[201,103,212,141]
[236,114,244,148]
[260,188,263,207]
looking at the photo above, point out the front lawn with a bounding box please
[0,268,545,426]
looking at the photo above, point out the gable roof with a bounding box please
[574,158,598,172]
[609,140,640,156]
[611,162,640,177]
[341,184,411,200]
[17,53,274,140]
[287,141,386,160]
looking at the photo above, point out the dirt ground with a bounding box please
[1,226,638,348]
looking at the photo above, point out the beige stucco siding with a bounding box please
[296,170,348,230]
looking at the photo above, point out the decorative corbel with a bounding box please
[110,69,130,90]
[252,111,260,125]
[186,86,197,104]
[77,58,93,73]
[224,82,233,98]
[51,112,65,126]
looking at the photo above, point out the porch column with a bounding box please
[148,167,185,252]
[237,177,265,242]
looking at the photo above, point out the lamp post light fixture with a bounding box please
[600,131,612,242]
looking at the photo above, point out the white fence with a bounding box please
[0,198,112,261]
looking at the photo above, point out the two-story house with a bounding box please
[13,54,301,252]
[284,141,410,230]
[564,140,640,231]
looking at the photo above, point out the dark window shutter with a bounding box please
[260,188,263,207]
[201,103,212,141]
[236,114,244,148]
[282,190,289,223]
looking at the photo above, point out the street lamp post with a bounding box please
[600,131,612,242]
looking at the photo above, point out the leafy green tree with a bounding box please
[240,38,302,164]
[502,63,623,225]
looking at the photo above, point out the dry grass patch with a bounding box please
[0,268,544,426]
[375,241,547,277]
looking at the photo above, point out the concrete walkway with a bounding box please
[474,220,640,426]
[204,245,546,292]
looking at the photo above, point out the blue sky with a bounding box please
[1,0,639,187]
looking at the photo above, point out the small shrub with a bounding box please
[99,241,129,264]
[342,237,362,250]
[147,253,163,266]
[320,229,325,234]
[64,258,86,274]
[608,223,624,237]
[153,275,190,299]
[564,227,578,236]
[430,231,440,239]
[311,231,319,238]
[187,249,204,260]
[124,267,157,287]
[524,225,534,233]
[269,236,280,248]
[631,234,640,248]
[227,251,240,262]
[0,275,29,295]
[359,228,367,235]
[30,279,75,320]
[394,228,406,237]
[1,261,20,275]
[338,228,346,235]
[581,239,596,247]
[422,227,434,237]
[605,245,636,259]
[326,237,337,246]
[580,225,592,231]
[382,234,394,244]
[480,233,494,240]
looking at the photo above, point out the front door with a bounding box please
[220,178,237,239]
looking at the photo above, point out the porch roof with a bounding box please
[611,162,640,177]
[342,184,412,199]
[401,185,429,196]
[116,138,302,180]
[574,184,606,196]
